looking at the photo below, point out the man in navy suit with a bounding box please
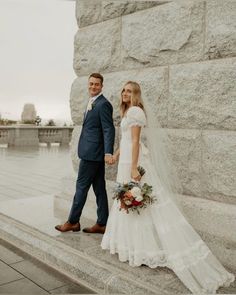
[55,73,115,234]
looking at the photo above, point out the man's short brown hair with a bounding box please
[89,73,104,85]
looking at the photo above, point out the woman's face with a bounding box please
[121,84,133,105]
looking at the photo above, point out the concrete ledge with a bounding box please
[54,193,236,272]
[56,176,236,272]
[0,213,170,294]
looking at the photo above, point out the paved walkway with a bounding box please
[0,145,73,202]
[0,239,93,294]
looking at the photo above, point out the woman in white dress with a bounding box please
[101,81,234,294]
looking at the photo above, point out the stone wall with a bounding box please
[71,0,236,202]
[69,0,236,268]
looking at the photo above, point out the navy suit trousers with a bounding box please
[68,159,109,226]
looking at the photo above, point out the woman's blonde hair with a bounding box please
[120,81,145,117]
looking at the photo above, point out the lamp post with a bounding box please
[35,116,42,126]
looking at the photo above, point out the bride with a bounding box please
[101,81,235,294]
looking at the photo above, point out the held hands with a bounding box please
[104,154,113,165]
[104,154,119,165]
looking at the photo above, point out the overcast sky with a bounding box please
[0,0,77,123]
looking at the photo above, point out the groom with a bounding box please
[55,73,115,234]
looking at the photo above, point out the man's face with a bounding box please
[88,77,103,97]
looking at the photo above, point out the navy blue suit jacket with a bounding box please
[78,94,115,162]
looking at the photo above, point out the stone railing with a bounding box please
[0,125,74,146]
[38,127,73,146]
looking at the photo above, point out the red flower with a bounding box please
[132,200,142,206]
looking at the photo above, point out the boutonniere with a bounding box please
[87,101,95,111]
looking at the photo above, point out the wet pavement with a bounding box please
[0,145,73,202]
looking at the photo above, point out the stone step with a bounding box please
[0,212,188,294]
[56,193,236,274]
[57,175,236,272]
[0,193,235,294]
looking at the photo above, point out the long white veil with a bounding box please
[141,100,234,293]
[143,101,183,211]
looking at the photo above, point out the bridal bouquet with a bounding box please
[113,166,156,214]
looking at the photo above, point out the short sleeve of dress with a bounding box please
[126,106,146,127]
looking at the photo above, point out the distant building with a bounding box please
[21,103,37,124]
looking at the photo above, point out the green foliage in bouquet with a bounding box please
[113,166,157,214]
[137,165,146,177]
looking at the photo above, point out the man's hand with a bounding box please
[104,154,115,165]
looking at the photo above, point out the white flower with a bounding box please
[124,200,132,205]
[87,101,93,111]
[130,187,143,202]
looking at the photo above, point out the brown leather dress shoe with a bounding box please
[82,223,106,234]
[55,221,80,232]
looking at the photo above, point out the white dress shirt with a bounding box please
[86,92,102,113]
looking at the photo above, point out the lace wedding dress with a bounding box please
[101,106,234,294]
